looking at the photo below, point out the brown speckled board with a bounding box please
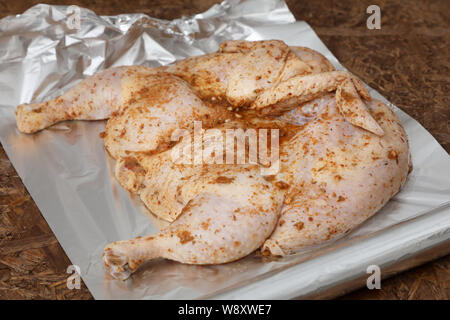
[0,0,448,300]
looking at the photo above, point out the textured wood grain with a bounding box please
[0,0,448,300]
[0,146,92,299]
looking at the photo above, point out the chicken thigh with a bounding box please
[264,95,410,255]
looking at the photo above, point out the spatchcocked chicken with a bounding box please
[15,40,411,280]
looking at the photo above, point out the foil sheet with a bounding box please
[0,0,449,299]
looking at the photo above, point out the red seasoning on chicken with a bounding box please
[15,40,411,280]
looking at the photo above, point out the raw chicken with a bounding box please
[14,40,411,280]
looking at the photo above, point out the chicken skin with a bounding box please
[14,40,411,280]
[264,94,410,255]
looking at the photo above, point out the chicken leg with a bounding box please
[104,180,283,280]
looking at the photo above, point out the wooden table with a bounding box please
[0,0,448,300]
